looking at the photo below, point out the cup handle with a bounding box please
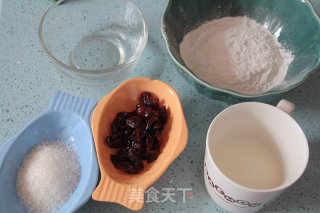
[276,99,295,115]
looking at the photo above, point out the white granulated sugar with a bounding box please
[16,141,80,213]
[180,16,294,94]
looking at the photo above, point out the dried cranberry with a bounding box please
[125,161,144,174]
[144,134,154,151]
[139,91,159,108]
[127,147,142,166]
[106,91,168,174]
[159,106,168,123]
[106,135,124,148]
[152,140,160,151]
[152,121,162,130]
[136,104,146,116]
[126,116,143,129]
[122,126,133,136]
[139,92,151,104]
[128,129,144,143]
[142,150,159,163]
[144,107,152,118]
[132,140,142,150]
[155,130,162,144]
[146,114,159,130]
[115,112,130,122]
[110,149,129,164]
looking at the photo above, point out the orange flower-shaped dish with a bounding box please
[91,78,188,210]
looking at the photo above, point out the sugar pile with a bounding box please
[16,141,80,213]
[180,16,294,94]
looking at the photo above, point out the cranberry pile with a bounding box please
[106,91,168,174]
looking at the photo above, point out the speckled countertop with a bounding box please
[1,0,320,212]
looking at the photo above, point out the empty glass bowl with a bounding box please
[39,0,148,85]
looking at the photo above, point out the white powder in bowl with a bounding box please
[180,16,294,94]
[16,141,80,213]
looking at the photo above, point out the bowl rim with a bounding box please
[38,0,148,75]
[161,0,320,98]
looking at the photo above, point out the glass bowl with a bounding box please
[39,0,148,85]
[162,0,320,103]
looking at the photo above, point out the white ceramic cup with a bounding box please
[204,100,309,213]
